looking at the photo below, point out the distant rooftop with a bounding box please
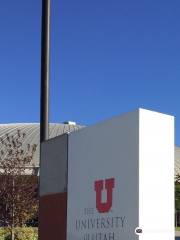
[175,146,180,176]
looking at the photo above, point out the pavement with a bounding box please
[176,231,180,237]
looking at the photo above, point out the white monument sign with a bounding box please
[67,109,174,240]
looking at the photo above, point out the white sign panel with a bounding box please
[67,110,139,240]
[67,109,174,240]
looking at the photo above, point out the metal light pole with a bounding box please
[39,1,51,240]
[40,0,51,143]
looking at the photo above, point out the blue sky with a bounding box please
[0,0,180,144]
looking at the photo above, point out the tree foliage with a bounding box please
[175,174,180,211]
[0,130,38,239]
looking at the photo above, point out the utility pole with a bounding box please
[40,0,51,143]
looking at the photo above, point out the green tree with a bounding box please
[0,130,38,240]
[175,174,180,227]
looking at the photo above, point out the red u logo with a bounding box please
[94,178,115,213]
